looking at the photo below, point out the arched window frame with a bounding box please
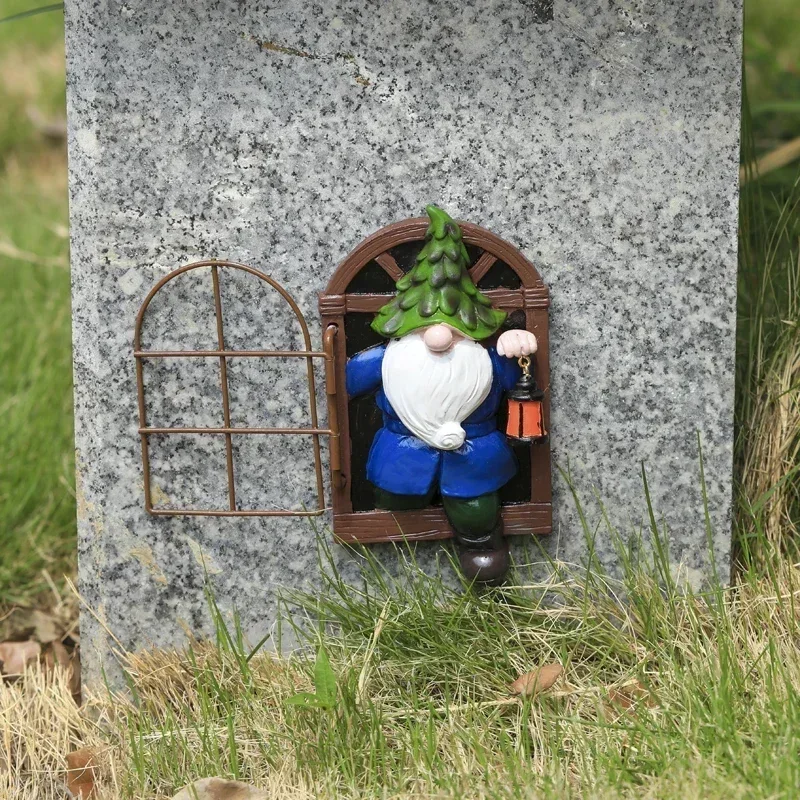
[134,260,339,517]
[319,218,552,544]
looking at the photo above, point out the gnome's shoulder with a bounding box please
[346,343,387,397]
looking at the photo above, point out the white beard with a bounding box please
[382,332,493,451]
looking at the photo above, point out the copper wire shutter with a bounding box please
[319,218,552,544]
[134,260,340,517]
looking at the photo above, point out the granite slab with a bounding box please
[65,0,742,684]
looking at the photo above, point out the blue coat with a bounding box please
[346,343,521,498]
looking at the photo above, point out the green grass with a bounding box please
[107,525,800,799]
[745,0,800,112]
[0,1,73,604]
[743,0,800,215]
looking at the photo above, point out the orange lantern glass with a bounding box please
[505,356,547,441]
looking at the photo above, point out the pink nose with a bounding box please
[423,324,454,352]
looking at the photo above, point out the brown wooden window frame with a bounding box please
[319,218,552,545]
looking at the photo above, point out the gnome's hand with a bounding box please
[497,329,538,358]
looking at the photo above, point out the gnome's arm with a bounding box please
[492,329,537,390]
[346,343,387,398]
[490,346,523,391]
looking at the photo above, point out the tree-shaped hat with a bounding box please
[371,205,507,340]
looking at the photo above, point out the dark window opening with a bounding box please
[387,241,424,273]
[477,260,523,290]
[347,391,384,512]
[502,309,526,332]
[345,260,398,294]
[345,312,384,358]
[345,314,387,512]
[464,243,484,268]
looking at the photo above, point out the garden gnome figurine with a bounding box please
[346,205,538,584]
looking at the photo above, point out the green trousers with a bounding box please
[374,487,500,546]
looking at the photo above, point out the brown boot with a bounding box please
[457,524,510,586]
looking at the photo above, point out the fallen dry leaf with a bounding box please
[607,689,635,710]
[509,662,563,697]
[172,777,268,800]
[609,681,655,707]
[0,640,41,676]
[0,607,63,643]
[65,747,100,798]
[604,680,656,719]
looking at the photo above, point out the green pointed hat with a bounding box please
[371,205,506,340]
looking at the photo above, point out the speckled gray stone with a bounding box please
[65,0,742,685]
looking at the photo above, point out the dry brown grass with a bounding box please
[0,664,118,799]
[740,247,800,557]
[3,560,798,799]
[742,334,800,545]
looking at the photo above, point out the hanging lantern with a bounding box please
[505,356,547,441]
